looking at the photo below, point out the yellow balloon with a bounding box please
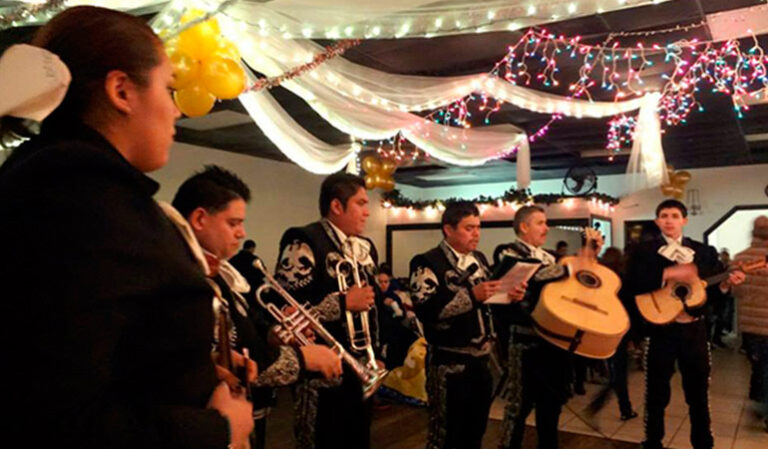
[674,170,692,184]
[168,51,199,90]
[362,156,381,174]
[660,184,676,196]
[380,159,397,175]
[174,83,216,117]
[201,56,246,99]
[177,20,220,61]
[365,175,376,190]
[671,186,684,199]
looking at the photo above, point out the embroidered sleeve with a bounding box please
[438,288,473,320]
[312,292,342,321]
[533,263,567,282]
[410,265,439,306]
[252,345,301,387]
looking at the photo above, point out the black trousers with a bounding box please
[500,334,572,449]
[296,364,372,449]
[609,334,633,416]
[426,348,494,449]
[644,320,712,449]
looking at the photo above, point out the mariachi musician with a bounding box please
[493,205,587,449]
[409,201,499,449]
[275,173,387,449]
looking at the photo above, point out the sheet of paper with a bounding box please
[485,261,542,304]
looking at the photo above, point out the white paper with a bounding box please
[485,261,541,304]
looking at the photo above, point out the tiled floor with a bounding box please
[489,344,768,449]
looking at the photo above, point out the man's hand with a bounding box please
[213,350,258,392]
[471,280,501,302]
[207,382,254,449]
[663,263,698,283]
[300,344,343,380]
[720,270,746,290]
[346,284,375,312]
[507,281,528,303]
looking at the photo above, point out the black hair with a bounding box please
[319,173,366,217]
[655,199,688,218]
[556,240,568,250]
[441,202,479,237]
[243,240,256,250]
[172,165,251,219]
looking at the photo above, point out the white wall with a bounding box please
[611,164,768,248]
[152,142,388,269]
[387,164,768,264]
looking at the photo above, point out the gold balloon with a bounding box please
[177,20,220,62]
[660,184,676,196]
[168,51,199,90]
[380,159,397,175]
[671,186,684,199]
[174,83,216,117]
[372,173,386,188]
[201,56,246,99]
[364,175,377,190]
[362,156,382,175]
[674,170,692,184]
[380,177,396,192]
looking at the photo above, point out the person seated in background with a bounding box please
[376,269,420,368]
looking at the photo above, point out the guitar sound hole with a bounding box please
[674,285,690,300]
[576,271,601,289]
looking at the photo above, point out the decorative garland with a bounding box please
[381,188,620,210]
[249,39,361,92]
[0,0,66,31]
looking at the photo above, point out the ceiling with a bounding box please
[2,0,767,188]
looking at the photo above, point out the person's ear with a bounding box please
[103,70,134,115]
[187,207,208,231]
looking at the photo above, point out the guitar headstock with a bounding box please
[581,227,605,258]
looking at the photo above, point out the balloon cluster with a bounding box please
[165,11,246,117]
[660,166,692,200]
[362,156,396,191]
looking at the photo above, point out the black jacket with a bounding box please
[0,125,227,449]
[275,220,385,353]
[409,241,494,351]
[625,235,725,323]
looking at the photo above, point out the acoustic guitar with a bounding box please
[534,229,630,359]
[636,256,768,325]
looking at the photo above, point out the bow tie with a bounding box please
[659,241,695,264]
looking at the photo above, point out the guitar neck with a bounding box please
[703,271,731,288]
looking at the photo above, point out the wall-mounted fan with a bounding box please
[563,165,597,195]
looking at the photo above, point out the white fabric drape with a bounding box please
[627,93,668,189]
[223,0,672,39]
[230,29,665,184]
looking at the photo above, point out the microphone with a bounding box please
[456,263,479,286]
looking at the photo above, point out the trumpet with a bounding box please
[335,257,381,375]
[252,259,387,400]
